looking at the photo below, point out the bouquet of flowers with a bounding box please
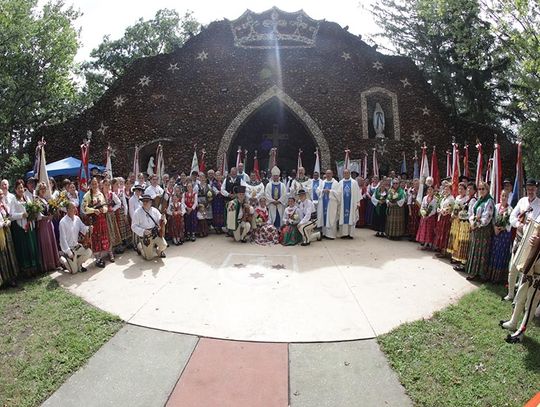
[206,189,214,203]
[387,188,399,204]
[440,199,453,216]
[420,203,434,218]
[458,205,469,220]
[452,202,463,217]
[48,191,69,215]
[494,210,510,228]
[25,199,43,223]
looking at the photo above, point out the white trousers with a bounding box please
[507,273,540,333]
[61,245,92,273]
[233,222,251,242]
[298,220,319,244]
[507,237,522,298]
[340,224,356,237]
[322,223,337,239]
[138,236,167,260]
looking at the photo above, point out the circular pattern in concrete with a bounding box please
[52,229,476,342]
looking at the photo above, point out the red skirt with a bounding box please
[408,203,420,238]
[416,215,437,245]
[434,214,452,251]
[90,213,110,252]
[356,199,367,228]
[167,214,184,240]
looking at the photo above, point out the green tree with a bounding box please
[370,0,512,126]
[0,0,81,176]
[81,9,200,105]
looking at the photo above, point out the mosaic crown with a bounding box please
[230,7,320,49]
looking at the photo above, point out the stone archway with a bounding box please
[217,85,331,170]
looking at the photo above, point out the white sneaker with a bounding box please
[503,295,514,301]
[501,320,516,330]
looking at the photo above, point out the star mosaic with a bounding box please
[113,96,126,108]
[249,272,264,279]
[271,264,286,270]
[411,131,424,144]
[233,263,246,269]
[372,61,383,70]
[341,52,351,61]
[421,106,430,116]
[196,51,208,61]
[97,122,108,135]
[400,78,411,88]
[138,76,151,87]
[168,63,179,72]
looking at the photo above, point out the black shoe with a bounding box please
[340,236,348,239]
[241,239,247,243]
[159,252,166,258]
[347,235,353,239]
[95,259,105,268]
[301,242,310,246]
[80,266,88,273]
[505,332,523,344]
[453,265,465,272]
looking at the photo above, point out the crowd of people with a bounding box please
[1,161,538,342]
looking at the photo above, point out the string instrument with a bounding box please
[79,229,92,249]
[517,206,533,228]
[514,220,540,275]
[242,202,253,223]
[159,214,166,238]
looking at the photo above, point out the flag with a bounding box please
[344,149,351,171]
[489,143,502,204]
[363,152,368,179]
[220,151,228,176]
[132,145,140,178]
[297,149,303,174]
[511,142,523,208]
[191,148,199,174]
[105,144,113,179]
[400,151,407,176]
[475,142,483,186]
[269,148,277,170]
[236,146,242,168]
[372,148,379,177]
[314,149,321,175]
[243,149,248,167]
[451,143,460,196]
[199,148,206,173]
[430,146,440,188]
[463,145,469,178]
[336,160,344,179]
[446,150,452,179]
[156,143,165,184]
[485,158,492,183]
[80,139,90,192]
[36,138,51,199]
[253,150,260,181]
[413,150,419,179]
[417,144,430,205]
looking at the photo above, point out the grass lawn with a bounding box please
[0,276,123,407]
[379,284,540,407]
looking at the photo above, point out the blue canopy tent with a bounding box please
[26,157,106,178]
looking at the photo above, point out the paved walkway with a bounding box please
[42,324,412,407]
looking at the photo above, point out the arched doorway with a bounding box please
[217,85,330,174]
[228,97,317,174]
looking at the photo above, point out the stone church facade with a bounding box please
[38,7,511,176]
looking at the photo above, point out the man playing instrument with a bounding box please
[504,179,540,301]
[226,186,253,243]
[131,194,167,260]
[59,202,93,273]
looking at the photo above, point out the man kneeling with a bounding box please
[226,186,254,243]
[297,189,321,246]
[59,202,93,273]
[131,194,167,260]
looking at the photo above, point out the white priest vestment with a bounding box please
[316,178,339,238]
[337,177,361,237]
[265,181,287,228]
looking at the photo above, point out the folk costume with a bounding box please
[297,193,320,246]
[407,187,420,239]
[81,189,110,267]
[226,187,253,242]
[452,196,476,266]
[10,194,40,276]
[265,167,287,228]
[365,181,379,227]
[371,187,388,237]
[183,190,198,241]
[59,214,92,274]
[131,198,167,260]
[416,194,438,247]
[433,193,455,252]
[465,194,495,280]
[280,204,302,246]
[0,201,18,286]
[166,198,185,244]
[488,202,513,283]
[36,196,60,271]
[356,183,368,228]
[385,185,407,239]
[446,193,468,256]
[211,178,226,230]
[252,204,279,245]
[317,177,339,239]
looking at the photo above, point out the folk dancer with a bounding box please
[59,202,93,273]
[296,189,321,246]
[504,179,540,301]
[131,194,167,260]
[226,186,253,242]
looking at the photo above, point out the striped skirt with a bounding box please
[416,215,437,245]
[434,214,452,252]
[451,220,471,264]
[0,226,19,285]
[446,217,461,255]
[488,229,512,283]
[407,204,420,239]
[385,204,406,237]
[465,225,493,279]
[105,211,122,247]
[115,207,131,243]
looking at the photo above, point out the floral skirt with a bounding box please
[90,214,110,253]
[434,214,452,252]
[0,226,19,285]
[105,211,122,248]
[115,207,131,243]
[253,224,279,245]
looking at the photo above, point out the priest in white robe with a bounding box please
[265,166,287,228]
[308,171,321,210]
[290,167,311,197]
[337,168,362,239]
[317,170,339,239]
[246,171,265,201]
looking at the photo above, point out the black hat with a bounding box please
[234,185,246,194]
[459,175,469,182]
[140,194,153,201]
[503,178,512,185]
[298,189,306,195]
[525,178,538,187]
[132,185,145,192]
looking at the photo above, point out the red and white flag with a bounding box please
[446,149,452,179]
[475,142,483,186]
[253,151,260,181]
[463,145,469,178]
[220,151,228,176]
[36,138,51,199]
[80,139,90,192]
[105,144,113,179]
[485,158,492,183]
[489,143,502,204]
[191,146,199,174]
[417,144,430,205]
[344,149,351,171]
[363,151,368,179]
[199,148,206,173]
[451,143,460,196]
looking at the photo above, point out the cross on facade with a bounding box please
[263,124,288,147]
